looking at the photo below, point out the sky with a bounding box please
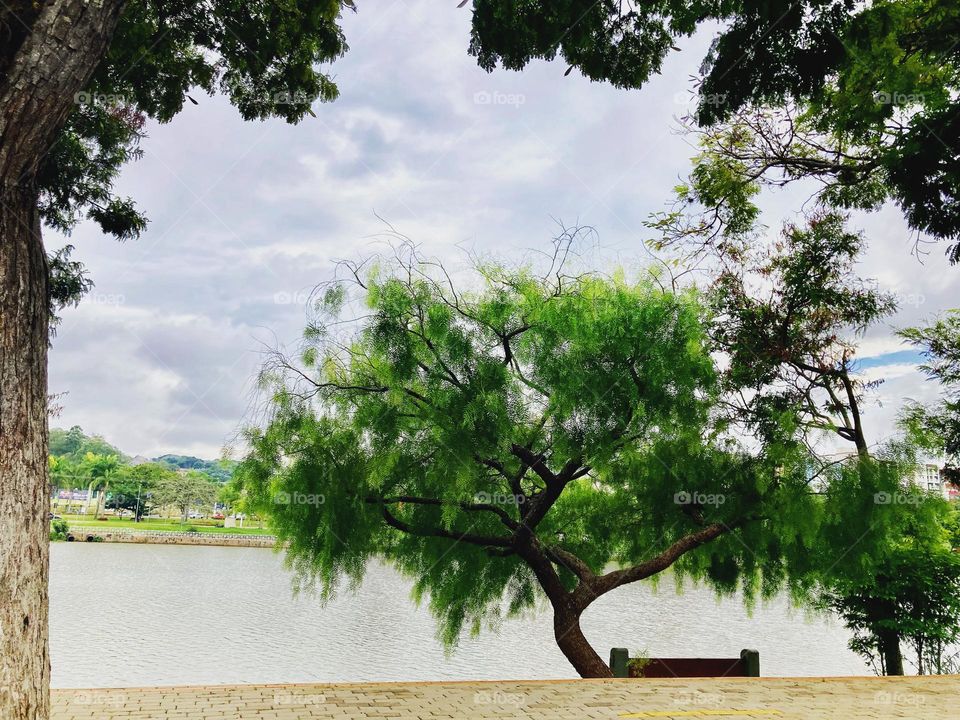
[47,2,956,460]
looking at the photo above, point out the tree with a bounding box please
[704,212,897,460]
[0,3,351,716]
[469,0,960,260]
[48,426,86,457]
[899,312,960,465]
[236,244,830,677]
[48,426,123,463]
[47,456,79,497]
[818,479,960,675]
[105,462,173,521]
[657,198,959,674]
[153,471,218,524]
[79,452,121,520]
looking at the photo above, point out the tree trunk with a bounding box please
[0,2,127,718]
[0,185,51,720]
[879,628,904,676]
[553,608,613,678]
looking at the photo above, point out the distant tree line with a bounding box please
[48,426,236,522]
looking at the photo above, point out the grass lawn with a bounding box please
[67,518,274,536]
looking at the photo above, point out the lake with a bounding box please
[50,543,866,687]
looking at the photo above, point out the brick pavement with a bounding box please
[51,676,959,719]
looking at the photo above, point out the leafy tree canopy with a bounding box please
[469,0,960,260]
[233,243,905,675]
[899,311,960,465]
[49,426,124,462]
[0,1,353,314]
[152,470,219,520]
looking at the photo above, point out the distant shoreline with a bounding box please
[63,525,277,548]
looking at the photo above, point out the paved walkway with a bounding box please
[51,676,958,719]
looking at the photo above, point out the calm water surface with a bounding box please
[50,543,865,687]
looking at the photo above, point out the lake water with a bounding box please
[50,543,866,688]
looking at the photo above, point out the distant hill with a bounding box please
[155,454,237,482]
[49,426,236,483]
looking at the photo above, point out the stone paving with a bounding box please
[51,676,959,719]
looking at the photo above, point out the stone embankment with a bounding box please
[66,527,276,548]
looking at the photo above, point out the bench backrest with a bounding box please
[609,648,760,678]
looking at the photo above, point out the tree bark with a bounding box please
[878,628,904,676]
[553,607,613,678]
[0,2,126,718]
[0,184,50,720]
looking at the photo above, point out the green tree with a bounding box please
[47,456,81,497]
[665,202,959,675]
[470,0,960,260]
[704,212,897,459]
[236,245,832,677]
[818,478,960,676]
[899,312,960,465]
[48,426,87,458]
[79,452,121,520]
[106,462,174,521]
[153,471,219,524]
[0,4,352,715]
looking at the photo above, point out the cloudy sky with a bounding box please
[48,2,956,460]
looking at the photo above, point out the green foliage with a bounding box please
[818,476,960,675]
[470,0,714,91]
[49,426,124,462]
[899,312,960,460]
[237,247,843,653]
[152,470,219,521]
[49,519,70,542]
[469,1,960,259]
[157,454,237,482]
[106,462,175,520]
[693,212,896,454]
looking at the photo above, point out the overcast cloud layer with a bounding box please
[48,2,957,460]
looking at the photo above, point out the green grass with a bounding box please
[67,518,274,536]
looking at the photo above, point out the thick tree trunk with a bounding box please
[0,186,50,720]
[0,2,127,718]
[879,628,904,676]
[553,608,613,678]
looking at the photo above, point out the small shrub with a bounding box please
[628,649,652,677]
[49,519,69,541]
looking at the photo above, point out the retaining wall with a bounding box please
[66,527,276,548]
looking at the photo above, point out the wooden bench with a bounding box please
[609,648,760,678]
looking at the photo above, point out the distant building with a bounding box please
[810,451,959,501]
[909,458,960,501]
